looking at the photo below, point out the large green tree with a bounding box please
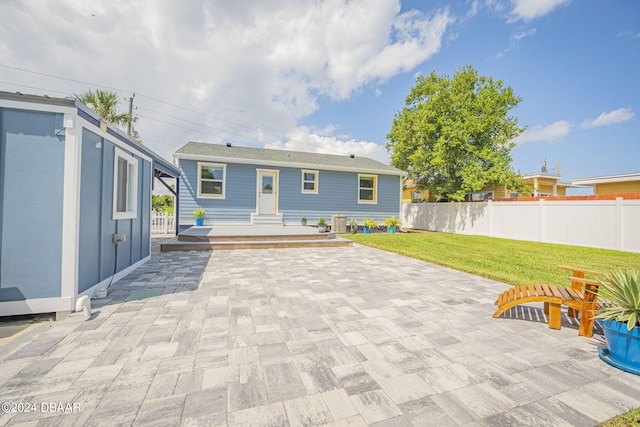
[387,65,529,201]
[75,89,135,131]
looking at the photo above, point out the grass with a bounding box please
[602,407,640,426]
[344,232,640,287]
[345,231,640,425]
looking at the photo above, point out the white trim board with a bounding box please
[78,255,151,300]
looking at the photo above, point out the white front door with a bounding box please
[258,171,277,214]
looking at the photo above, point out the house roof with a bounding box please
[174,141,406,176]
[522,172,561,181]
[571,172,640,186]
[0,91,179,178]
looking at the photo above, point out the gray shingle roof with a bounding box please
[174,141,405,175]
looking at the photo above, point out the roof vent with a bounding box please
[226,142,232,147]
[350,154,355,158]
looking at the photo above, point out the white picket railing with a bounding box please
[151,211,175,235]
[402,197,640,253]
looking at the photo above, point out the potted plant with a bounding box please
[362,218,378,234]
[301,216,307,226]
[317,217,327,232]
[595,269,640,375]
[383,216,401,233]
[350,218,358,234]
[193,208,206,226]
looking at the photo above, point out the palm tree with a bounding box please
[75,89,135,130]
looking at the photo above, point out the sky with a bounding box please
[0,0,638,193]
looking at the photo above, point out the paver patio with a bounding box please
[1,238,639,426]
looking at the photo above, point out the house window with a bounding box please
[112,148,138,220]
[302,170,318,194]
[509,192,520,198]
[467,191,494,201]
[198,162,226,198]
[411,191,422,202]
[358,174,377,204]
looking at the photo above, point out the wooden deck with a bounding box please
[160,225,353,251]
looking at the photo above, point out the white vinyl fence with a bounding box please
[151,211,175,235]
[402,198,640,253]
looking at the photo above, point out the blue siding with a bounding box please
[0,109,64,301]
[78,128,151,293]
[178,159,401,225]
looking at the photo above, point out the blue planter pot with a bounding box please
[387,226,396,234]
[599,319,640,376]
[363,226,371,234]
[195,218,204,226]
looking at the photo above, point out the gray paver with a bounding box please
[1,237,639,426]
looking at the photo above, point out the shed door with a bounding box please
[257,171,277,214]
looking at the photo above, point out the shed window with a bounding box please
[198,162,226,198]
[113,148,138,220]
[358,174,377,204]
[302,170,318,194]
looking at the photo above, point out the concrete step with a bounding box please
[161,237,353,251]
[252,214,283,225]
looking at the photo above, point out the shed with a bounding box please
[0,91,180,318]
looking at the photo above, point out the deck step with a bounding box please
[252,214,283,225]
[179,232,336,242]
[161,237,353,251]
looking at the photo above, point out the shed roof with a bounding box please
[0,91,179,178]
[174,141,405,176]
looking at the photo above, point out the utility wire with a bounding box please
[0,80,72,96]
[136,106,259,142]
[0,64,364,157]
[0,63,285,139]
[0,64,133,93]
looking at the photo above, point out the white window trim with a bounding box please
[112,147,138,220]
[197,162,227,199]
[358,174,377,204]
[301,170,319,194]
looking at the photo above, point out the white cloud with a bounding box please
[509,0,571,22]
[0,0,453,162]
[265,125,390,163]
[581,108,635,129]
[514,120,573,145]
[617,31,640,39]
[497,27,536,58]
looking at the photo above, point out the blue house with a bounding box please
[174,142,405,228]
[0,92,179,318]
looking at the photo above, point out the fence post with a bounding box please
[487,200,493,237]
[539,198,546,243]
[616,197,624,251]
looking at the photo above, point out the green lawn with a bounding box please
[344,232,640,288]
[602,407,640,426]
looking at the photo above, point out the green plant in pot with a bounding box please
[383,216,401,233]
[595,269,640,375]
[362,218,378,234]
[317,217,327,232]
[193,208,206,226]
[301,216,307,226]
[350,218,358,234]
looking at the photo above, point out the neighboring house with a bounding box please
[0,91,179,318]
[401,179,429,203]
[571,172,640,195]
[466,171,573,201]
[174,142,405,227]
